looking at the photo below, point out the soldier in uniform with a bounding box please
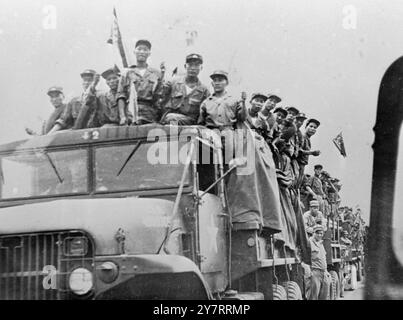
[258,93,282,130]
[26,86,67,136]
[270,106,288,142]
[295,112,307,160]
[160,53,209,125]
[303,200,327,236]
[246,92,270,138]
[297,118,321,188]
[198,70,246,128]
[75,66,133,128]
[117,39,163,125]
[198,70,246,164]
[285,106,299,123]
[48,69,99,134]
[308,224,331,300]
[306,164,326,213]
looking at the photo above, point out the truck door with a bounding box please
[196,145,228,293]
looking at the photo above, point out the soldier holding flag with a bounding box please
[117,39,163,125]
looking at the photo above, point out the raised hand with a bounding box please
[241,91,247,101]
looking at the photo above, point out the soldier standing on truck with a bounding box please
[160,53,210,125]
[246,92,270,138]
[117,39,162,125]
[303,200,327,236]
[305,164,326,213]
[47,69,99,134]
[25,86,67,136]
[308,224,331,300]
[74,67,133,128]
[258,93,282,136]
[270,106,288,143]
[296,118,321,189]
[198,70,247,128]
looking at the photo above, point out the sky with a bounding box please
[1,0,403,223]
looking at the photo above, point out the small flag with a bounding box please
[172,67,178,78]
[333,132,347,157]
[107,7,128,68]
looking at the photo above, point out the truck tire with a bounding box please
[350,264,358,290]
[329,271,340,300]
[356,261,362,282]
[281,281,302,300]
[272,284,287,300]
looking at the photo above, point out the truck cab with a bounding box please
[0,124,304,300]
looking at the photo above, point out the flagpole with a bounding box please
[107,7,128,68]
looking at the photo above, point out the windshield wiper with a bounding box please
[117,142,142,177]
[43,151,64,184]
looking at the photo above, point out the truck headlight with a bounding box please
[69,267,93,295]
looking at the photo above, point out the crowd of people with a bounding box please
[25,38,367,300]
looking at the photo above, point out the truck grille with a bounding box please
[0,231,94,300]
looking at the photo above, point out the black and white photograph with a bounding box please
[0,0,402,305]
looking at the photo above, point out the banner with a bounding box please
[333,131,347,157]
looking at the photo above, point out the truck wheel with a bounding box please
[272,284,287,300]
[356,261,362,282]
[281,281,302,300]
[329,271,340,300]
[350,264,358,290]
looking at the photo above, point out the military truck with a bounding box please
[0,124,305,300]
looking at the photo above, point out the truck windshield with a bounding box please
[0,149,88,199]
[94,141,189,192]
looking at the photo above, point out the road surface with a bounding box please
[340,279,365,300]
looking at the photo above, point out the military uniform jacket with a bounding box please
[309,237,327,271]
[56,94,96,129]
[162,76,209,123]
[117,65,162,121]
[297,132,311,165]
[43,103,67,134]
[246,112,270,139]
[198,92,246,128]
[307,175,325,197]
[77,89,133,127]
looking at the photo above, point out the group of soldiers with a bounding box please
[27,38,327,200]
[26,39,248,136]
[27,38,360,300]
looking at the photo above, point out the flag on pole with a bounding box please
[107,7,128,68]
[333,132,347,157]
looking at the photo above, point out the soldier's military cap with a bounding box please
[273,106,288,117]
[186,53,203,64]
[135,39,151,49]
[267,93,282,103]
[250,93,268,102]
[80,69,96,78]
[296,112,307,119]
[310,200,320,207]
[285,106,300,115]
[101,66,121,79]
[313,224,324,233]
[306,118,321,127]
[47,86,63,96]
[210,70,228,80]
[314,164,323,170]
